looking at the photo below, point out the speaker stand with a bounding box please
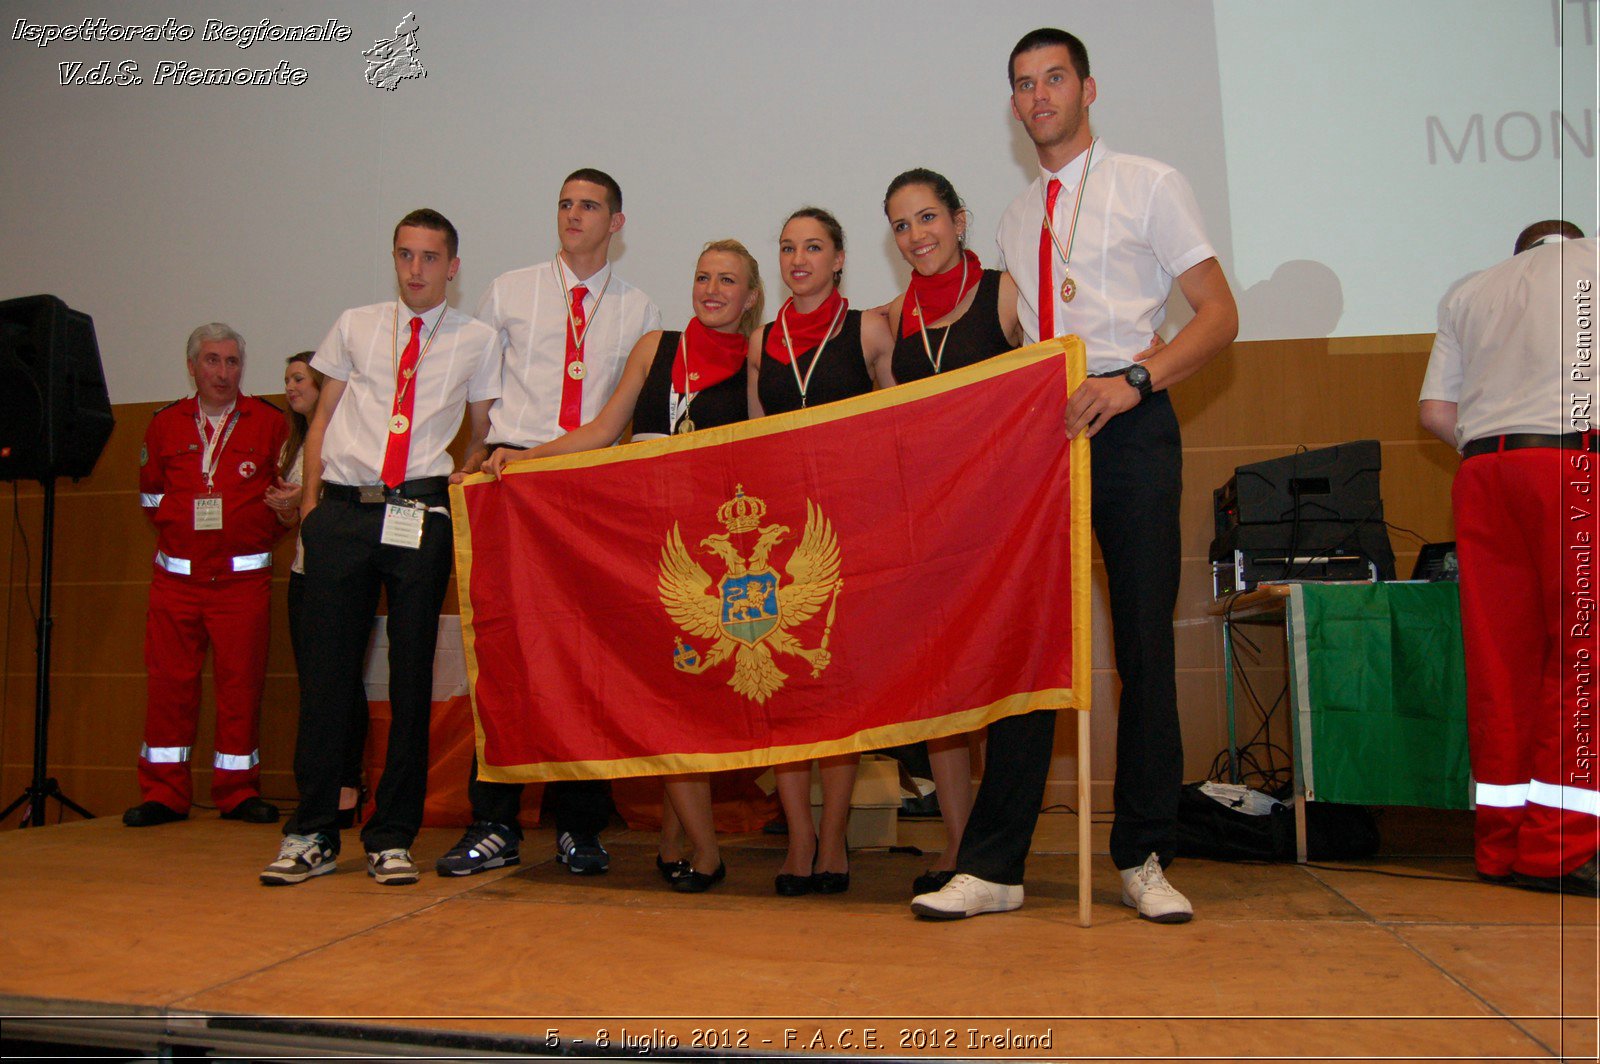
[1,478,94,826]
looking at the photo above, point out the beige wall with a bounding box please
[0,335,1458,826]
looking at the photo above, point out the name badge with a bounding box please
[193,495,223,531]
[380,500,426,550]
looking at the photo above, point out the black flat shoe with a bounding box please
[123,801,186,827]
[774,872,811,897]
[656,853,690,882]
[672,861,727,893]
[810,870,850,894]
[1512,854,1600,897]
[221,796,280,824]
[913,869,956,895]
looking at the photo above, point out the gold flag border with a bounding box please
[450,337,1092,784]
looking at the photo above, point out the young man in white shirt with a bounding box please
[437,169,661,878]
[913,28,1237,924]
[261,208,501,887]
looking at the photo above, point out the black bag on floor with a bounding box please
[1176,782,1379,861]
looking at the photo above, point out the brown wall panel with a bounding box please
[1,335,1460,829]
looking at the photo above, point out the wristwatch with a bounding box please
[1124,363,1152,402]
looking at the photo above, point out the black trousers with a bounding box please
[284,494,454,853]
[467,765,612,840]
[287,571,368,791]
[956,392,1184,883]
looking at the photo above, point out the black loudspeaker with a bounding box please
[0,295,114,483]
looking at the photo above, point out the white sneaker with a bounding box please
[367,848,420,885]
[1120,853,1193,923]
[259,833,337,886]
[910,873,1024,920]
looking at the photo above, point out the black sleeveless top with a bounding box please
[631,330,749,437]
[890,269,1011,385]
[757,309,874,415]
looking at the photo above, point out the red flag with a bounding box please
[452,339,1092,782]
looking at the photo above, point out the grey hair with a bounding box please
[186,322,246,363]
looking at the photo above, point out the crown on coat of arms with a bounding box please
[717,485,767,534]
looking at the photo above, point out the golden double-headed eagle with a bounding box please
[658,485,842,703]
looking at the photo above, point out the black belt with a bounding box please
[322,478,450,505]
[1462,432,1598,459]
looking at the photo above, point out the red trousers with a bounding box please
[1455,447,1599,877]
[139,568,271,813]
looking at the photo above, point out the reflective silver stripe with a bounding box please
[140,493,164,507]
[213,750,260,771]
[156,552,271,575]
[141,743,191,764]
[1474,782,1529,808]
[154,551,192,575]
[1528,780,1600,816]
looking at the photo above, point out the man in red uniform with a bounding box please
[1420,222,1599,893]
[124,323,291,826]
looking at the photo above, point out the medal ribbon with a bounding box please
[1039,138,1097,325]
[381,315,424,488]
[901,249,981,338]
[554,260,612,431]
[775,293,846,407]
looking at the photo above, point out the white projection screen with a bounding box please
[0,0,1593,404]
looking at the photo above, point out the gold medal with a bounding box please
[676,419,695,435]
[389,413,410,435]
[567,360,586,380]
[1061,275,1077,303]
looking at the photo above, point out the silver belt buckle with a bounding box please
[359,484,388,504]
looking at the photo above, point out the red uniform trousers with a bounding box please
[139,567,271,814]
[1455,446,1600,877]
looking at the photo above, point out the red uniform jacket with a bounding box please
[140,395,289,581]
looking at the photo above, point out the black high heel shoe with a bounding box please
[334,783,368,830]
[656,853,691,882]
[810,869,850,894]
[671,861,727,893]
[774,872,812,897]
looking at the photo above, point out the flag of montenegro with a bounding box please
[451,338,1091,783]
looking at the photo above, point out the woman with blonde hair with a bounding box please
[487,239,763,892]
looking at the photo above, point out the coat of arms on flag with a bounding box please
[660,487,841,703]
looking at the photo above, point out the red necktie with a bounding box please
[1037,178,1062,341]
[559,284,588,431]
[380,315,423,488]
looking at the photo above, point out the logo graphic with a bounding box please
[659,485,842,703]
[237,460,257,479]
[363,12,425,91]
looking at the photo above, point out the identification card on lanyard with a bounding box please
[380,499,427,550]
[193,495,223,531]
[193,407,238,531]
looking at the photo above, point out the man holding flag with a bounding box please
[912,27,1237,923]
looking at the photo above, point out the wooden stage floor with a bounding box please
[0,809,1594,1061]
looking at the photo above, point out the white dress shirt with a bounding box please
[312,300,501,484]
[1421,237,1597,448]
[475,258,662,447]
[996,142,1216,372]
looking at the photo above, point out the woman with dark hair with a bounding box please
[873,169,1027,895]
[486,239,763,892]
[748,207,893,896]
[268,352,368,827]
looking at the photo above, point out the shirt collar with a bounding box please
[400,300,449,332]
[1040,138,1103,189]
[557,257,611,292]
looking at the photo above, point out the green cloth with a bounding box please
[1288,583,1471,809]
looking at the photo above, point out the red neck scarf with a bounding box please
[676,318,748,392]
[763,288,847,365]
[901,248,981,337]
